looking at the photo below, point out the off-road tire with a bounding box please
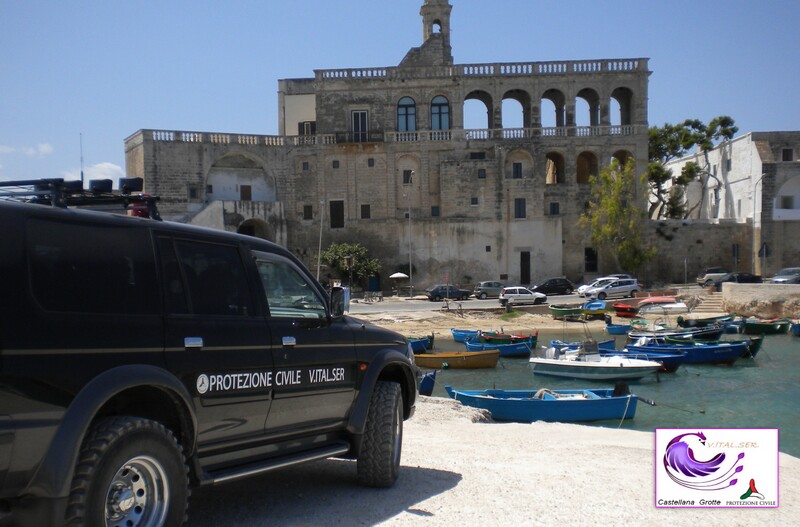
[66,416,189,527]
[357,381,402,488]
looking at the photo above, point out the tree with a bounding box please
[580,158,656,274]
[646,116,738,219]
[320,242,381,287]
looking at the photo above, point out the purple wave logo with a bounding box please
[663,431,745,491]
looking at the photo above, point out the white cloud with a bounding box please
[0,143,54,157]
[62,162,125,183]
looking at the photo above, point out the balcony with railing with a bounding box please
[143,123,645,148]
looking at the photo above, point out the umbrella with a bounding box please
[389,272,409,279]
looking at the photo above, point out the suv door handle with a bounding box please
[282,336,296,347]
[185,337,204,350]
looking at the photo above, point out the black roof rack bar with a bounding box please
[0,178,161,220]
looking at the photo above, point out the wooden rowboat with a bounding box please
[548,304,583,319]
[413,350,500,369]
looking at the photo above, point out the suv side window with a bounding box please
[255,257,326,318]
[173,239,254,316]
[28,218,158,314]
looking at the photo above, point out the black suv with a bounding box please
[0,179,417,526]
[529,277,575,295]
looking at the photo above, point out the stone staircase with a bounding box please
[692,291,725,314]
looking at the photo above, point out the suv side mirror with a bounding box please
[330,286,350,317]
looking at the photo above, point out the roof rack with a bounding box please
[0,177,161,220]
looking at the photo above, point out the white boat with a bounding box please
[637,301,688,315]
[529,343,662,381]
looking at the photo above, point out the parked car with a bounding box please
[769,267,800,284]
[696,267,729,287]
[585,278,640,300]
[498,286,547,306]
[713,272,762,289]
[577,277,615,297]
[425,284,471,301]
[473,280,506,299]
[529,277,575,295]
[606,273,635,280]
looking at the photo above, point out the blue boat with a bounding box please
[464,339,531,357]
[445,385,638,423]
[419,370,437,396]
[605,323,631,335]
[624,340,749,365]
[582,299,607,317]
[451,328,479,343]
[550,338,616,351]
[792,322,800,337]
[408,336,430,352]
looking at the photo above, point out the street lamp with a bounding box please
[408,171,414,297]
[751,174,765,274]
[316,199,325,281]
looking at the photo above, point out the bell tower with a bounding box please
[420,0,452,64]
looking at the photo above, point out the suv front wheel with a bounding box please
[66,416,189,526]
[357,381,403,488]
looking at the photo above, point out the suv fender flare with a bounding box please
[27,364,196,501]
[346,349,417,438]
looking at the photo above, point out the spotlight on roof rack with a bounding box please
[63,180,84,194]
[89,179,113,193]
[119,177,144,194]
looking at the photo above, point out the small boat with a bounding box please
[465,340,532,358]
[637,296,676,308]
[470,330,538,347]
[605,322,631,335]
[582,299,607,317]
[637,301,688,315]
[445,385,638,423]
[663,335,763,359]
[529,344,662,381]
[414,350,500,369]
[628,324,724,341]
[613,302,638,318]
[408,336,430,352]
[548,304,583,320]
[625,340,749,365]
[550,338,616,351]
[743,318,791,335]
[418,370,437,396]
[450,328,479,343]
[677,314,734,328]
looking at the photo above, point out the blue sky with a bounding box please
[2,0,798,183]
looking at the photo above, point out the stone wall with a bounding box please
[721,283,800,318]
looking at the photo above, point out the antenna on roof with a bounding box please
[80,132,85,186]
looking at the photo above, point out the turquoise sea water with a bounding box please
[424,329,800,458]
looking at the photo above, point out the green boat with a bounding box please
[548,304,583,320]
[743,318,791,335]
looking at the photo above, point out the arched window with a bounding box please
[431,96,450,130]
[397,97,416,132]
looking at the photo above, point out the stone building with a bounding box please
[125,0,651,290]
[663,131,800,277]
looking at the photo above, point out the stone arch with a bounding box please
[237,218,274,241]
[612,150,634,166]
[464,90,493,131]
[610,87,634,126]
[206,152,275,202]
[576,88,600,127]
[541,89,566,128]
[545,151,565,185]
[502,89,532,129]
[504,149,534,179]
[576,151,599,184]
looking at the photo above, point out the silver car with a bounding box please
[585,278,640,300]
[770,267,800,284]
